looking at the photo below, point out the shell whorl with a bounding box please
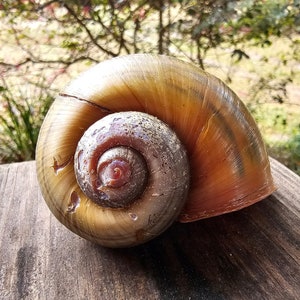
[36,54,275,247]
[74,111,190,211]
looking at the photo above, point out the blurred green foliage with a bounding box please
[0,83,54,162]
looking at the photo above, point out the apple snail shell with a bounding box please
[36,54,275,248]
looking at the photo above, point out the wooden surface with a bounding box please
[0,158,299,300]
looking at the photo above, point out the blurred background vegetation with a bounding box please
[0,0,299,174]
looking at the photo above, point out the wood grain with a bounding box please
[0,159,299,300]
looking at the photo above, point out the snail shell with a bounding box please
[36,54,275,247]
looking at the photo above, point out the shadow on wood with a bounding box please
[90,196,299,300]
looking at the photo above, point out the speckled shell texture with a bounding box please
[36,54,275,247]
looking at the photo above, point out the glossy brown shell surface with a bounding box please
[36,54,275,247]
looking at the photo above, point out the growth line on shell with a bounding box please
[59,93,112,113]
